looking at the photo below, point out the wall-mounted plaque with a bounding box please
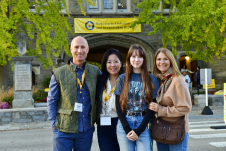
[15,64,31,91]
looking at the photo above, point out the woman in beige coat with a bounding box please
[149,48,192,151]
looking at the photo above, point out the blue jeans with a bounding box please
[53,126,94,151]
[156,133,189,151]
[116,115,151,151]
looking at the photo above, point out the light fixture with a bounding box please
[185,56,189,60]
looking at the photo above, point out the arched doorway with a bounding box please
[0,64,9,90]
[86,45,128,64]
[84,33,156,72]
[32,71,35,86]
[180,55,197,87]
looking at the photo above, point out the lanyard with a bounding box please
[76,64,87,93]
[104,78,118,107]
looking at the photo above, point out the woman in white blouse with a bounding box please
[96,49,124,151]
[181,65,194,73]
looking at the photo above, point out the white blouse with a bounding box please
[101,79,118,118]
[181,68,193,73]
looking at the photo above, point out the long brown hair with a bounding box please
[119,44,154,112]
[153,48,181,76]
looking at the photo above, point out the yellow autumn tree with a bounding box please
[0,0,75,68]
[0,0,95,69]
[132,0,226,63]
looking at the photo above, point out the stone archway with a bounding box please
[32,65,40,86]
[83,33,156,72]
[176,52,187,70]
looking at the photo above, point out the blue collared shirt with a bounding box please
[47,61,100,132]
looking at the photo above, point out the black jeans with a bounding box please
[97,118,120,151]
[197,84,201,95]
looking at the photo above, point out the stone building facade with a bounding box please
[0,0,226,89]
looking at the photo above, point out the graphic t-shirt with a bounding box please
[114,73,159,112]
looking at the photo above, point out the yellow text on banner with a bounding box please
[203,79,215,89]
[74,18,141,33]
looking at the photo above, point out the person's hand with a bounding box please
[149,102,159,112]
[185,79,188,82]
[127,130,138,141]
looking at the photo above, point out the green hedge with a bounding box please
[33,90,48,102]
[42,77,51,88]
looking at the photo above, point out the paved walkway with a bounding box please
[0,105,224,131]
[189,106,223,120]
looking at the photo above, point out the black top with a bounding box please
[197,70,200,85]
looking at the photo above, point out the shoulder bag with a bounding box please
[151,116,185,145]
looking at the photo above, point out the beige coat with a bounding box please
[157,76,192,133]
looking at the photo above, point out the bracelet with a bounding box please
[52,127,55,131]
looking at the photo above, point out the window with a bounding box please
[160,0,180,13]
[59,0,67,13]
[87,0,131,13]
[88,0,99,11]
[151,0,180,13]
[117,0,127,9]
[162,0,174,13]
[117,0,127,12]
[28,0,68,13]
[103,0,113,12]
[28,0,36,12]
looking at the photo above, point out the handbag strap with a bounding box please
[153,115,185,125]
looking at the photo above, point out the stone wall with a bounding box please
[198,56,226,88]
[194,95,224,108]
[0,107,48,125]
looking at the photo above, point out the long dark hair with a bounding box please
[119,44,154,112]
[183,65,187,69]
[98,48,124,90]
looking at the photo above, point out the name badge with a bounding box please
[74,103,83,112]
[100,116,111,126]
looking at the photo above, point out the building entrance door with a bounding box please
[180,56,197,87]
[87,45,128,66]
